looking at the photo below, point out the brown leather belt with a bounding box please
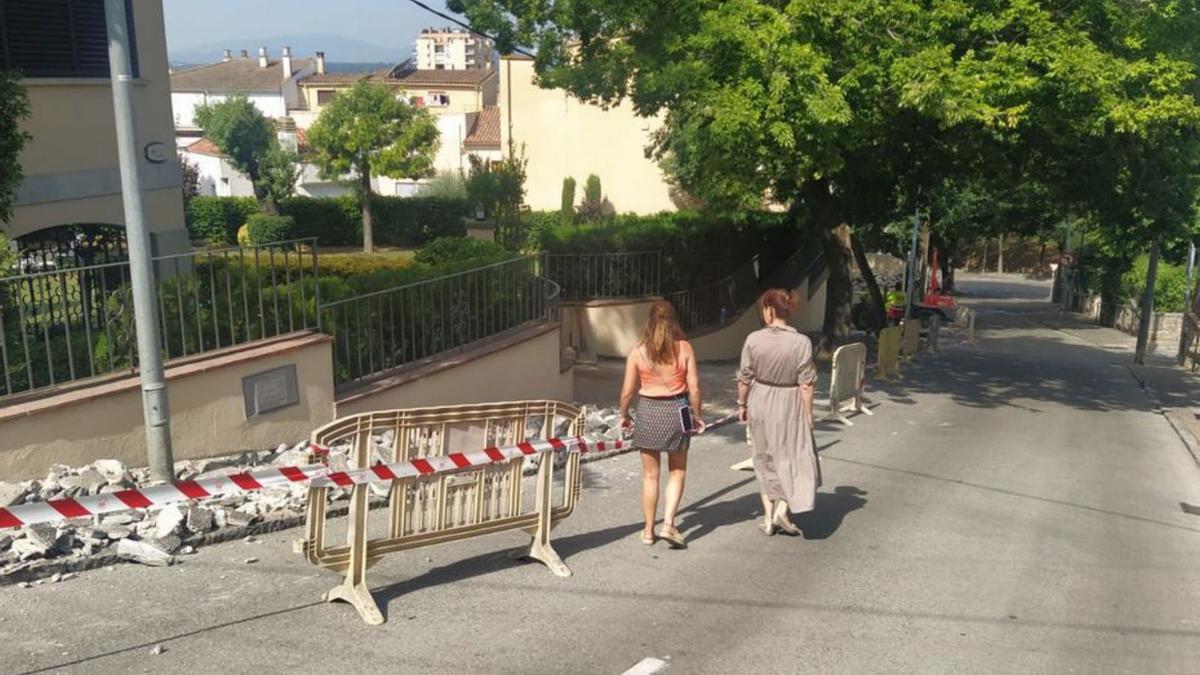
[754,378,799,388]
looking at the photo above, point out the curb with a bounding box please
[1125,365,1200,468]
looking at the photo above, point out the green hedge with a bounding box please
[414,237,507,266]
[245,213,296,246]
[186,196,258,245]
[186,195,470,248]
[1121,254,1189,313]
[532,210,795,289]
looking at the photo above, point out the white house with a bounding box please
[178,138,255,198]
[170,47,315,133]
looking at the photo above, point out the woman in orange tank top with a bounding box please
[619,300,703,548]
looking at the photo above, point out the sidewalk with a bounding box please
[1037,304,1200,466]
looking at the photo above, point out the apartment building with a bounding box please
[413,27,493,71]
[1,0,189,257]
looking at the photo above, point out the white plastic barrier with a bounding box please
[826,342,871,426]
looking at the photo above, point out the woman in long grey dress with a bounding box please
[736,289,819,536]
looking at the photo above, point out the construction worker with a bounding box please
[885,282,907,325]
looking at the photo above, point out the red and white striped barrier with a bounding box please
[0,436,624,531]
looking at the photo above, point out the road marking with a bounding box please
[621,657,669,675]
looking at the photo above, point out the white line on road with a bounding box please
[621,657,669,675]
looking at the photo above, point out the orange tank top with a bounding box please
[637,340,691,395]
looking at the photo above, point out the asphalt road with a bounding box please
[3,274,1200,674]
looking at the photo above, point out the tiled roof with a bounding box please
[171,57,310,93]
[392,67,496,88]
[463,106,501,149]
[182,138,223,157]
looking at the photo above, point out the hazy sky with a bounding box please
[162,0,453,52]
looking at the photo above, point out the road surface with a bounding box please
[2,274,1199,674]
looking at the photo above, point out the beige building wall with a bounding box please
[0,334,336,481]
[560,278,828,361]
[500,56,674,215]
[3,0,188,252]
[337,325,572,416]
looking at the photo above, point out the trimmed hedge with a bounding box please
[414,237,507,266]
[186,195,470,248]
[245,213,296,246]
[532,210,795,289]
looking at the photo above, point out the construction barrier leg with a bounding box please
[326,481,385,625]
[514,456,571,577]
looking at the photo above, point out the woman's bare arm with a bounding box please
[685,347,702,425]
[619,350,639,428]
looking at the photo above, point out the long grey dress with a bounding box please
[737,325,820,513]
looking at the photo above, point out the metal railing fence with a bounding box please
[319,256,559,387]
[0,238,319,399]
[541,251,662,301]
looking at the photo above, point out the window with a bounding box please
[434,44,444,54]
[428,92,449,106]
[0,0,139,78]
[316,89,336,106]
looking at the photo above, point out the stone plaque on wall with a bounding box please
[242,364,299,418]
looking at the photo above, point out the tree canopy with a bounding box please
[454,0,1200,345]
[0,70,30,226]
[194,96,298,212]
[306,82,440,252]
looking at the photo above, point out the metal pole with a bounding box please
[105,0,174,481]
[905,208,920,319]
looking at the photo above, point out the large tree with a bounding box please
[0,70,30,226]
[453,0,1200,349]
[194,96,298,213]
[307,82,440,253]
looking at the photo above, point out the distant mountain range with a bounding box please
[169,33,409,66]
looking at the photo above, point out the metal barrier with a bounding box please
[900,318,922,360]
[542,251,662,301]
[876,326,902,380]
[318,257,559,387]
[300,400,586,625]
[665,256,762,333]
[826,342,871,425]
[0,238,319,399]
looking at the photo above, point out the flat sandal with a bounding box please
[658,525,687,549]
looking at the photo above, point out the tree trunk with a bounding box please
[802,179,852,356]
[819,224,853,355]
[360,164,374,254]
[1134,237,1161,365]
[850,227,886,328]
[980,238,988,273]
[997,234,1005,274]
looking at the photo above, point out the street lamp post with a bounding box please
[105,0,175,481]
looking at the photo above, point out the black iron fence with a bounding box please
[319,256,559,387]
[541,251,662,301]
[0,239,319,399]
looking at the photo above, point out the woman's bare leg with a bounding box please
[640,450,661,538]
[661,451,689,529]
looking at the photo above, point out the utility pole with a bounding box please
[905,207,921,319]
[1179,241,1196,366]
[105,0,174,481]
[1134,236,1161,366]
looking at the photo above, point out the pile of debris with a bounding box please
[1,407,629,583]
[0,441,342,580]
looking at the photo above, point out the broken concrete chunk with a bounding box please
[0,482,27,508]
[73,468,108,495]
[12,538,50,561]
[185,505,214,533]
[154,505,186,539]
[116,538,175,567]
[92,459,128,480]
[102,525,132,540]
[146,535,182,554]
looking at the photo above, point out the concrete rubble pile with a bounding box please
[0,407,626,581]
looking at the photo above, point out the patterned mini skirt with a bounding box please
[634,393,691,453]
